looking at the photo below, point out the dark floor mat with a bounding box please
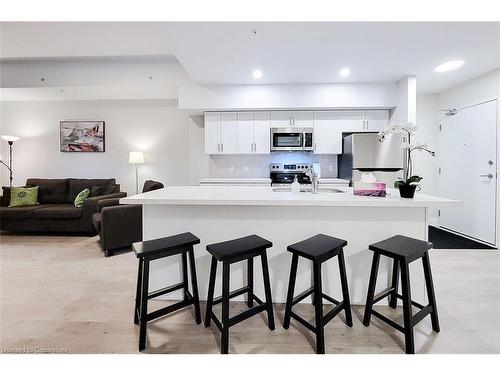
[428,226,496,249]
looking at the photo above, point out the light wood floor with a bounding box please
[1,234,499,354]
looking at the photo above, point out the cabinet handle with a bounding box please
[218,143,220,152]
[293,117,295,126]
[366,120,369,129]
[221,143,223,152]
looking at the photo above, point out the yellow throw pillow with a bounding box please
[9,186,39,207]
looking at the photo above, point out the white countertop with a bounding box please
[198,177,350,184]
[199,178,271,184]
[121,185,459,208]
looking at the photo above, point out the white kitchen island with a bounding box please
[121,186,458,304]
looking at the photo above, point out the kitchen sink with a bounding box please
[272,187,345,193]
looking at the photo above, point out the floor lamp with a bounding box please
[128,151,144,195]
[1,135,20,187]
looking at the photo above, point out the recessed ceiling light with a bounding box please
[252,69,262,79]
[339,68,350,77]
[434,60,464,73]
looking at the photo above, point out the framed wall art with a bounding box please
[60,121,105,152]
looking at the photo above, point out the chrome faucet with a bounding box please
[306,167,319,194]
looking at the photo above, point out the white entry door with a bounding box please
[438,100,497,245]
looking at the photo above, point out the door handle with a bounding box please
[480,174,494,179]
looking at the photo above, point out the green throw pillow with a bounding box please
[9,186,39,207]
[74,188,90,208]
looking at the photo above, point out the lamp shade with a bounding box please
[1,135,20,142]
[128,151,144,164]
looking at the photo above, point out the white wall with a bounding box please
[437,69,500,110]
[391,75,417,124]
[179,82,398,110]
[414,94,439,196]
[0,100,192,193]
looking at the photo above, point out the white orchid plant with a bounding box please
[378,122,435,188]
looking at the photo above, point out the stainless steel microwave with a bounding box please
[270,128,313,151]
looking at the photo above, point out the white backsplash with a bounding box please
[209,152,338,178]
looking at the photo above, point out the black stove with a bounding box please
[270,163,312,185]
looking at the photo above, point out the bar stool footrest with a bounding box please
[148,281,185,300]
[212,286,250,305]
[144,297,196,322]
[322,301,346,325]
[209,298,269,330]
[290,311,317,333]
[371,302,434,333]
[292,287,315,306]
[372,287,396,305]
[394,293,425,309]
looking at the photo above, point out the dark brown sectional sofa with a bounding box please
[0,178,126,234]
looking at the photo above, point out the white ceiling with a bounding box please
[164,22,500,93]
[0,22,173,59]
[2,22,499,94]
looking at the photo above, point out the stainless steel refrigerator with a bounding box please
[338,133,403,186]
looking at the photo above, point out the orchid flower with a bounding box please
[379,122,436,187]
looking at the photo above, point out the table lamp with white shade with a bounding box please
[1,135,20,187]
[128,151,144,194]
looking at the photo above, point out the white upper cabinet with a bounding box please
[338,110,389,132]
[292,111,314,127]
[313,111,342,154]
[205,111,270,154]
[220,112,238,154]
[339,110,365,132]
[237,112,254,153]
[204,112,221,154]
[205,109,389,155]
[364,110,389,131]
[270,111,293,128]
[253,112,271,154]
[270,111,313,128]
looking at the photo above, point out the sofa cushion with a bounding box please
[0,205,36,220]
[32,204,83,220]
[89,185,102,197]
[91,212,102,232]
[1,186,13,207]
[142,180,164,193]
[67,179,116,203]
[26,178,69,204]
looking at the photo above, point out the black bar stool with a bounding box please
[132,232,202,351]
[204,234,275,354]
[283,234,353,354]
[363,235,440,354]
